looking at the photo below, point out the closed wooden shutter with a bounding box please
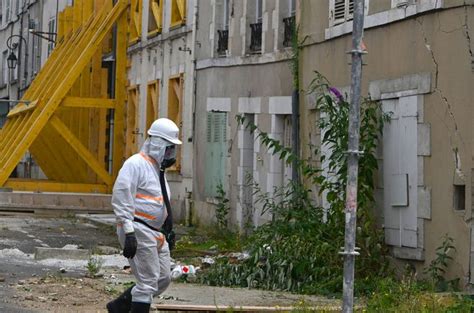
[205,112,227,198]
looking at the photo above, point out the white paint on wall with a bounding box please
[207,97,232,112]
[238,97,262,113]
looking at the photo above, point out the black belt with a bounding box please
[133,217,160,232]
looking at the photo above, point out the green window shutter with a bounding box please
[205,112,227,197]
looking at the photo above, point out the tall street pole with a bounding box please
[342,0,366,312]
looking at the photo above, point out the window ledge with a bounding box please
[325,0,444,40]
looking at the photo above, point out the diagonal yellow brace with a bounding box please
[49,116,112,186]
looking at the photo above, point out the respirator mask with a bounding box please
[161,145,177,169]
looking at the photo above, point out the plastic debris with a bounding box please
[201,257,215,266]
[170,265,199,280]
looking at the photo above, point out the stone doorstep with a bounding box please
[34,247,91,260]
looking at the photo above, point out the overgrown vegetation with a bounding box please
[86,256,103,277]
[423,234,458,292]
[215,183,230,230]
[200,72,390,295]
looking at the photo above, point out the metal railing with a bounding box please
[249,22,262,53]
[283,16,295,47]
[217,29,229,56]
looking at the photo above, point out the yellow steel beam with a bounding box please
[49,116,112,185]
[0,1,127,186]
[4,179,108,193]
[61,97,115,108]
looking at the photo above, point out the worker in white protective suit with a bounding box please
[106,118,182,313]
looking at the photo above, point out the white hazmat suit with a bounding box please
[112,137,173,304]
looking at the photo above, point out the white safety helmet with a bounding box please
[147,118,182,145]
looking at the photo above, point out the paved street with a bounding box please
[0,214,125,312]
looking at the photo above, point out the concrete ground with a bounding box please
[0,213,342,312]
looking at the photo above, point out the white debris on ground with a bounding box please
[0,247,128,272]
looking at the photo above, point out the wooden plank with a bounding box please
[146,81,159,130]
[61,97,115,108]
[112,5,128,178]
[4,179,108,193]
[72,0,83,31]
[0,9,103,167]
[49,116,112,185]
[98,68,109,170]
[150,0,163,33]
[153,304,339,312]
[35,123,89,182]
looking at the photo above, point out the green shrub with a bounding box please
[200,72,391,295]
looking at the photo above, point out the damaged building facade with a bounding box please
[1,0,474,289]
[126,0,195,221]
[298,0,474,285]
[192,0,296,230]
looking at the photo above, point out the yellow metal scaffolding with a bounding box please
[0,0,129,194]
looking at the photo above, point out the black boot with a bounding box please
[106,285,134,313]
[131,302,151,313]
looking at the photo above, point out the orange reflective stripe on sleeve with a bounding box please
[134,211,157,220]
[136,193,163,203]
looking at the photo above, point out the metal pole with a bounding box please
[341,0,366,312]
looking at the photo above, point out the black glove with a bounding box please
[123,232,137,259]
[165,229,176,251]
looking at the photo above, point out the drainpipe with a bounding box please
[291,89,299,183]
[187,0,199,226]
[108,0,118,174]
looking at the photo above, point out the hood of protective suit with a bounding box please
[141,137,172,165]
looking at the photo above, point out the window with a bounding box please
[205,112,227,198]
[148,0,163,36]
[250,0,263,53]
[223,0,230,30]
[47,18,56,56]
[454,184,465,211]
[330,0,354,26]
[146,80,159,131]
[256,0,263,23]
[170,0,186,28]
[30,19,41,74]
[167,75,183,171]
[289,0,296,16]
[217,0,230,56]
[129,0,142,44]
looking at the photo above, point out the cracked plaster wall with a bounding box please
[300,5,474,285]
